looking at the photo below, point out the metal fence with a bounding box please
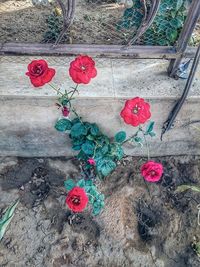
[0,0,200,77]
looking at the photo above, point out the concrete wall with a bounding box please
[0,56,200,157]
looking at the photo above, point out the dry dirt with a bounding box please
[0,0,199,46]
[0,0,128,44]
[0,155,200,267]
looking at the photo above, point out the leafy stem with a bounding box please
[122,128,140,144]
[71,107,83,123]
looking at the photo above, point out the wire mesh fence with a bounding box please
[0,0,199,46]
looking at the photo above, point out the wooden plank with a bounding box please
[0,43,197,59]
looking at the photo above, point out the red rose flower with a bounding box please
[26,59,55,87]
[69,55,97,84]
[62,106,70,117]
[120,97,151,127]
[88,158,96,165]
[141,161,163,182]
[66,186,88,212]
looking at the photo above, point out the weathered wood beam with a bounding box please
[0,43,197,59]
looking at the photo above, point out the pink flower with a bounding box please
[62,107,70,117]
[141,161,163,182]
[88,158,96,165]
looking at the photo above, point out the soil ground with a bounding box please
[0,0,199,45]
[0,0,126,44]
[0,155,200,267]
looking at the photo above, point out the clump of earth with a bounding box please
[0,156,200,267]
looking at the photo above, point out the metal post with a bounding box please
[168,0,200,78]
[162,44,200,139]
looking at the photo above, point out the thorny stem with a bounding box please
[138,126,151,197]
[69,84,79,101]
[122,128,140,144]
[49,83,65,97]
[72,107,83,123]
[122,125,150,161]
[49,83,82,120]
[122,125,151,197]
[140,126,150,161]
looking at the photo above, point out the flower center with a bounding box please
[33,64,43,75]
[81,65,86,71]
[132,105,141,114]
[150,170,156,176]
[72,196,81,205]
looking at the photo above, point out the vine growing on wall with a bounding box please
[118,0,192,46]
[26,55,163,215]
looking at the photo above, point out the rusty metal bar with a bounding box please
[168,0,200,77]
[54,0,76,46]
[0,43,197,59]
[162,44,200,139]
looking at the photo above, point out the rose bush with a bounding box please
[26,55,163,215]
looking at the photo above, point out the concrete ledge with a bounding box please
[0,56,200,157]
[0,97,200,157]
[0,56,200,98]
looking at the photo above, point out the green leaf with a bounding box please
[116,146,124,160]
[55,119,72,132]
[171,10,177,19]
[77,150,88,161]
[89,187,99,198]
[72,145,82,151]
[93,206,102,216]
[114,131,127,143]
[146,121,155,134]
[110,144,124,160]
[170,17,183,28]
[0,199,19,241]
[81,141,95,155]
[76,179,85,188]
[64,179,75,191]
[175,185,200,193]
[72,137,85,146]
[101,144,109,155]
[98,194,105,201]
[85,180,93,187]
[176,0,183,10]
[134,136,143,146]
[71,118,81,125]
[94,149,103,161]
[96,157,116,176]
[70,123,87,138]
[86,134,95,141]
[90,124,100,136]
[166,28,178,43]
[193,242,200,257]
[149,132,156,137]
